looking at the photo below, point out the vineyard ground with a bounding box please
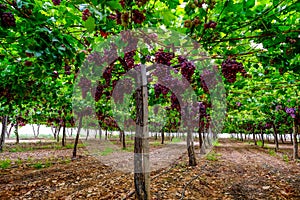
[0,138,299,199]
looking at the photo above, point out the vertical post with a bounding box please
[292,120,299,160]
[0,116,8,152]
[134,65,150,200]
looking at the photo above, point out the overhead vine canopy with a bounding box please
[0,0,299,131]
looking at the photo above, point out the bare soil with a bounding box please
[0,138,299,199]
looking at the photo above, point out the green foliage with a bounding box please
[100,147,114,156]
[268,149,276,156]
[0,159,11,169]
[212,139,220,147]
[257,141,263,147]
[171,137,182,143]
[32,162,43,169]
[283,154,289,163]
[205,151,221,161]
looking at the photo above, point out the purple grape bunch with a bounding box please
[52,0,61,6]
[155,49,174,66]
[221,59,247,83]
[1,12,16,27]
[285,107,296,118]
[178,56,195,83]
[154,84,170,98]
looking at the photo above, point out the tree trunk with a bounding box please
[253,125,257,145]
[62,122,66,147]
[85,129,89,140]
[260,128,264,148]
[119,130,122,142]
[15,123,19,144]
[272,123,279,151]
[292,121,298,160]
[73,116,83,158]
[161,129,164,144]
[198,128,204,154]
[155,132,157,140]
[187,128,197,166]
[290,132,293,144]
[7,123,13,138]
[32,124,36,138]
[56,125,61,142]
[99,128,102,140]
[105,129,108,140]
[280,134,284,144]
[134,65,150,200]
[37,124,40,137]
[0,116,8,152]
[240,132,243,141]
[122,130,126,149]
[52,125,57,139]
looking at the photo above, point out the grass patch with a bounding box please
[152,141,161,147]
[126,140,134,144]
[212,139,220,147]
[205,151,221,161]
[257,141,263,147]
[122,146,134,152]
[283,154,289,163]
[33,162,43,169]
[171,137,182,143]
[0,159,11,169]
[100,147,114,156]
[268,149,276,156]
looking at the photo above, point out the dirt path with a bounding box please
[0,138,299,199]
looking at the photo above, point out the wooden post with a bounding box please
[0,116,8,152]
[292,120,299,160]
[134,65,150,200]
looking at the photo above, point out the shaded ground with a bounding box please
[0,138,299,199]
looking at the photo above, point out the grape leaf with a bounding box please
[84,17,95,33]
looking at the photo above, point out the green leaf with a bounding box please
[106,1,123,11]
[245,0,255,8]
[84,17,95,33]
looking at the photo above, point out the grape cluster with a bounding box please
[204,21,217,29]
[275,104,282,111]
[82,9,91,21]
[0,4,7,10]
[171,93,180,111]
[52,0,61,6]
[78,77,91,99]
[103,66,113,86]
[124,51,136,70]
[264,123,272,129]
[1,12,16,27]
[64,65,71,75]
[221,59,247,83]
[198,101,207,117]
[286,37,296,44]
[178,56,195,82]
[154,84,170,98]
[285,107,296,118]
[94,83,104,102]
[119,0,126,8]
[155,49,174,66]
[132,10,146,24]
